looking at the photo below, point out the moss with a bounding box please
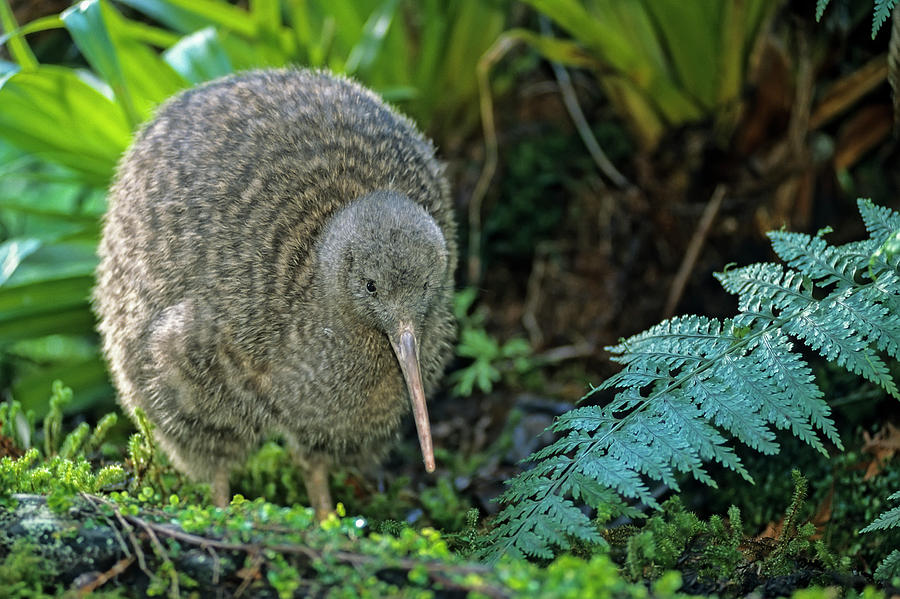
[0,539,54,598]
[619,495,743,583]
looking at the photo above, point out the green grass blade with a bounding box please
[120,19,182,48]
[0,238,42,286]
[321,0,368,51]
[345,0,400,75]
[118,0,256,36]
[12,357,114,418]
[61,0,140,127]
[62,0,186,126]
[115,0,210,32]
[251,0,297,57]
[641,0,719,109]
[0,66,131,186]
[0,305,95,345]
[0,273,94,328]
[504,29,595,68]
[252,0,282,34]
[164,27,233,84]
[0,14,64,49]
[0,0,37,71]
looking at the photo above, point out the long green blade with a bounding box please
[0,66,131,186]
[0,0,37,71]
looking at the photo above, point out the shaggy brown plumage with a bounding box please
[94,69,457,517]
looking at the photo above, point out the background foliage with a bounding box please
[0,0,899,596]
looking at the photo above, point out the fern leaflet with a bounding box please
[815,0,898,38]
[860,490,900,581]
[482,199,900,562]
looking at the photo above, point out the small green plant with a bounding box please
[0,382,125,509]
[484,199,900,561]
[450,288,533,396]
[760,470,845,577]
[860,490,900,582]
[0,540,55,599]
[622,496,743,582]
[621,470,844,590]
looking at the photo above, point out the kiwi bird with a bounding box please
[94,69,457,517]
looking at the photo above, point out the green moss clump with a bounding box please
[620,496,743,582]
[0,540,54,599]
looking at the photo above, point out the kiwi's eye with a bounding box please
[366,279,377,294]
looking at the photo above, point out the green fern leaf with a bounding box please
[874,550,900,581]
[487,494,605,559]
[833,284,900,359]
[748,331,842,449]
[656,394,751,481]
[721,352,825,454]
[715,262,812,314]
[860,501,900,533]
[861,489,900,581]
[815,0,831,21]
[872,0,897,37]
[859,198,900,241]
[685,373,779,454]
[483,200,899,562]
[784,289,899,398]
[768,230,864,286]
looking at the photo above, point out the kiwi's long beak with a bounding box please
[390,323,435,473]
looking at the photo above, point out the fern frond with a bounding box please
[860,496,900,533]
[656,394,750,482]
[872,0,898,38]
[483,200,900,562]
[749,331,841,449]
[684,371,779,455]
[487,494,605,559]
[831,283,900,359]
[608,315,731,369]
[861,489,900,582]
[859,198,900,241]
[768,230,864,286]
[874,550,900,581]
[815,1,898,38]
[715,262,812,314]
[784,289,899,398]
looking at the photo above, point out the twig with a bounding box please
[663,185,727,318]
[131,511,181,598]
[89,495,134,558]
[470,34,520,285]
[891,3,899,133]
[86,494,509,598]
[532,342,596,364]
[539,16,632,190]
[522,254,547,346]
[76,556,135,597]
[84,494,153,582]
[234,550,264,598]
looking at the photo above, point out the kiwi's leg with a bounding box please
[296,454,333,520]
[212,469,231,507]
